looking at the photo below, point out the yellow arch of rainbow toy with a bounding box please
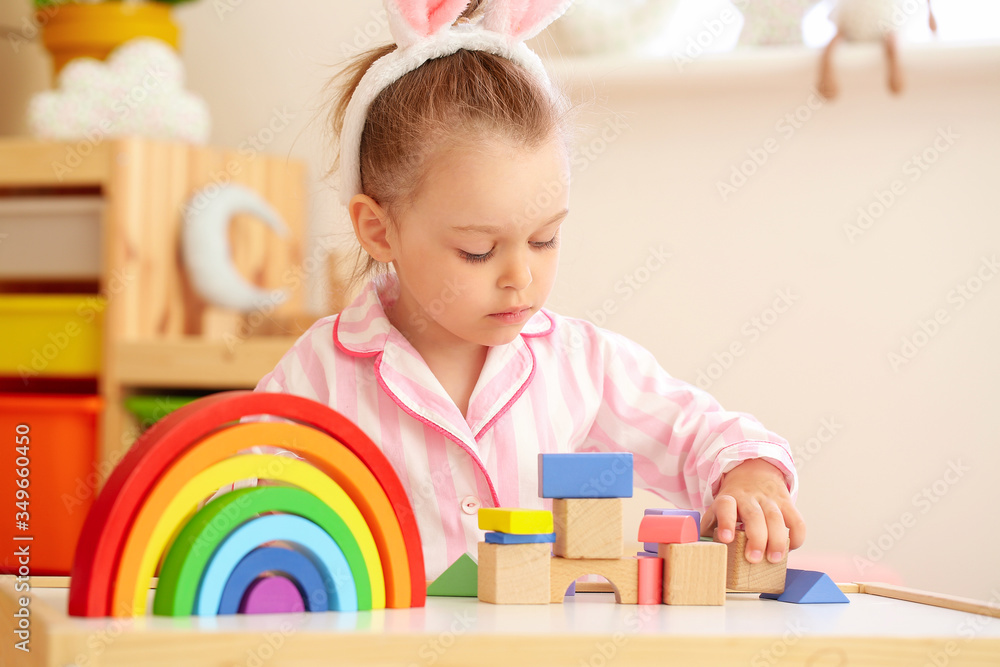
[115,451,384,615]
[115,451,384,616]
[108,421,412,614]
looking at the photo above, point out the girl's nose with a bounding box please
[499,253,532,291]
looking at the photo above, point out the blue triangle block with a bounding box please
[760,569,849,604]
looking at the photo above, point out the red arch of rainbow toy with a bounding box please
[68,391,425,617]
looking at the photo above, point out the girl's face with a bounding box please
[386,137,570,349]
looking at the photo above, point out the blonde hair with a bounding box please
[327,12,570,291]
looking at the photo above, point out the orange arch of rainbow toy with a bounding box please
[68,391,425,617]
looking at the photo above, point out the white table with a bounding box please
[2,578,999,666]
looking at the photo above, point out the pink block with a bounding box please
[239,576,306,615]
[637,514,698,545]
[637,556,663,605]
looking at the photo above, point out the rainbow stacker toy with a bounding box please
[67,391,425,618]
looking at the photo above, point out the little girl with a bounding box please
[256,0,805,580]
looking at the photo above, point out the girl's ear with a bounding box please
[481,0,574,41]
[349,194,395,263]
[385,0,472,48]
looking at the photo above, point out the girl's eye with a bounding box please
[531,236,559,250]
[459,248,495,263]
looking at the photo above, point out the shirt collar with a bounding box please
[333,272,554,447]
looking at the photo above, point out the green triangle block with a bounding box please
[427,553,478,597]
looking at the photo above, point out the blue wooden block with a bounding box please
[537,453,633,498]
[484,531,556,545]
[760,569,849,604]
[643,508,701,552]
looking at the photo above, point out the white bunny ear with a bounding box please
[385,0,473,49]
[480,0,574,41]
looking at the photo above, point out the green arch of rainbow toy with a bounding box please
[68,391,425,617]
[154,486,363,615]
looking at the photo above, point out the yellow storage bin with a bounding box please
[0,295,104,379]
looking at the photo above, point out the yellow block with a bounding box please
[478,508,553,534]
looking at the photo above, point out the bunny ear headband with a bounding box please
[338,0,573,206]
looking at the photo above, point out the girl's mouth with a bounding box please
[488,308,531,324]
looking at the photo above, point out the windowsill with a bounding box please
[543,40,1000,90]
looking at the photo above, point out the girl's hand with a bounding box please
[701,458,806,564]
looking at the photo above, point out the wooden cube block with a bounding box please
[658,542,727,605]
[477,542,551,604]
[553,498,623,559]
[725,529,787,594]
[549,557,638,604]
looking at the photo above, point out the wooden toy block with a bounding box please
[426,553,477,598]
[537,453,633,498]
[478,508,553,534]
[761,569,848,604]
[549,557,638,604]
[552,498,623,559]
[658,542,727,606]
[477,542,551,604]
[637,556,663,605]
[637,514,699,546]
[725,529,787,594]
[485,531,556,545]
[643,508,701,552]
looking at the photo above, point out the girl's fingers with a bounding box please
[762,501,790,563]
[739,497,767,563]
[783,501,807,550]
[711,494,738,543]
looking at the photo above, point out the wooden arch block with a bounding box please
[549,557,638,604]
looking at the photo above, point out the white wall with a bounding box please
[2,0,998,602]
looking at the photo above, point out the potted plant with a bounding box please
[34,0,196,75]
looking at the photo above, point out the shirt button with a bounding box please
[461,496,481,515]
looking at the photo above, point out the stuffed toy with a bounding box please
[29,38,210,143]
[818,0,937,99]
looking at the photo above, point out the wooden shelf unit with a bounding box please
[0,137,310,470]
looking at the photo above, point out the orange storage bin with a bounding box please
[0,394,101,576]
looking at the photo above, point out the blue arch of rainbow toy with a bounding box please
[196,514,358,615]
[218,546,328,615]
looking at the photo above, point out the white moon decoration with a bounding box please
[182,183,290,313]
